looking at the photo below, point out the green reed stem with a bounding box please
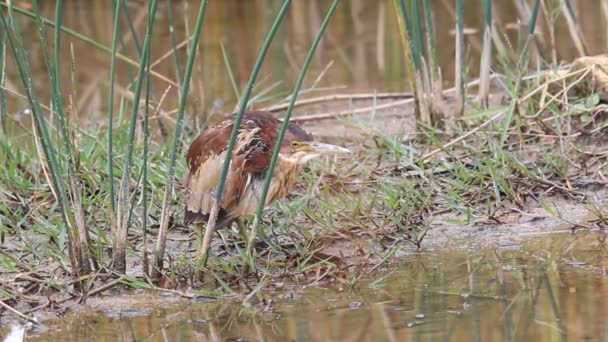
[249,0,341,257]
[513,0,541,102]
[33,3,88,272]
[121,1,142,54]
[167,0,183,85]
[142,38,152,278]
[33,1,69,158]
[197,0,292,266]
[478,0,492,108]
[115,0,159,274]
[108,0,122,213]
[0,28,6,134]
[454,0,464,117]
[422,0,436,72]
[528,0,541,36]
[153,0,209,275]
[397,0,418,71]
[409,0,424,70]
[214,0,292,214]
[519,0,541,71]
[221,40,240,103]
[121,0,157,203]
[0,5,80,273]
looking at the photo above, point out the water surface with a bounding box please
[23,231,608,341]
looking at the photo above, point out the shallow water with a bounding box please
[14,230,607,341]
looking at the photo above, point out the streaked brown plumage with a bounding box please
[183,111,349,234]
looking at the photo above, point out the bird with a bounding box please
[183,110,350,255]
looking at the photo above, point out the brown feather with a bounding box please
[184,111,312,227]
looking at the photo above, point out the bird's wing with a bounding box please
[184,111,313,224]
[184,120,233,224]
[183,116,272,224]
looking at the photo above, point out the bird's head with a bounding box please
[285,140,351,164]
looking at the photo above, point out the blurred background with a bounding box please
[6,0,607,122]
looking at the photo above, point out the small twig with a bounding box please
[150,37,193,69]
[517,66,591,103]
[287,75,502,123]
[290,98,414,123]
[81,278,123,300]
[308,60,335,90]
[264,92,413,113]
[0,299,40,325]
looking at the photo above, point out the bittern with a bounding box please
[183,111,350,256]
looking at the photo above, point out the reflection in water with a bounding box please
[25,231,608,341]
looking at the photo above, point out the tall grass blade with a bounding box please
[518,0,541,73]
[478,0,492,108]
[153,0,209,278]
[221,40,240,103]
[0,27,6,134]
[196,0,293,266]
[422,0,437,82]
[249,0,341,259]
[141,38,153,278]
[392,0,416,97]
[0,5,88,277]
[121,1,142,54]
[32,1,70,164]
[454,0,465,119]
[528,1,541,37]
[408,0,423,71]
[34,0,92,276]
[115,0,159,274]
[398,0,430,123]
[108,0,122,213]
[396,0,417,70]
[166,0,183,85]
[422,0,442,124]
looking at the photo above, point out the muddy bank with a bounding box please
[6,223,608,341]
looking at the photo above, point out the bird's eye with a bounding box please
[291,141,300,148]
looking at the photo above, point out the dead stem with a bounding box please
[0,299,41,325]
[264,92,413,113]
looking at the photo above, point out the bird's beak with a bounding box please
[307,141,352,155]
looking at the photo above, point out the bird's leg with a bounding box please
[236,219,249,247]
[194,222,204,250]
[192,222,208,284]
[195,204,220,266]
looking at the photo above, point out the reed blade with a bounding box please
[153,0,210,277]
[166,0,183,85]
[0,4,87,276]
[249,0,341,259]
[107,0,122,213]
[197,0,293,266]
[115,0,159,274]
[478,0,492,108]
[455,0,465,118]
[0,26,6,134]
